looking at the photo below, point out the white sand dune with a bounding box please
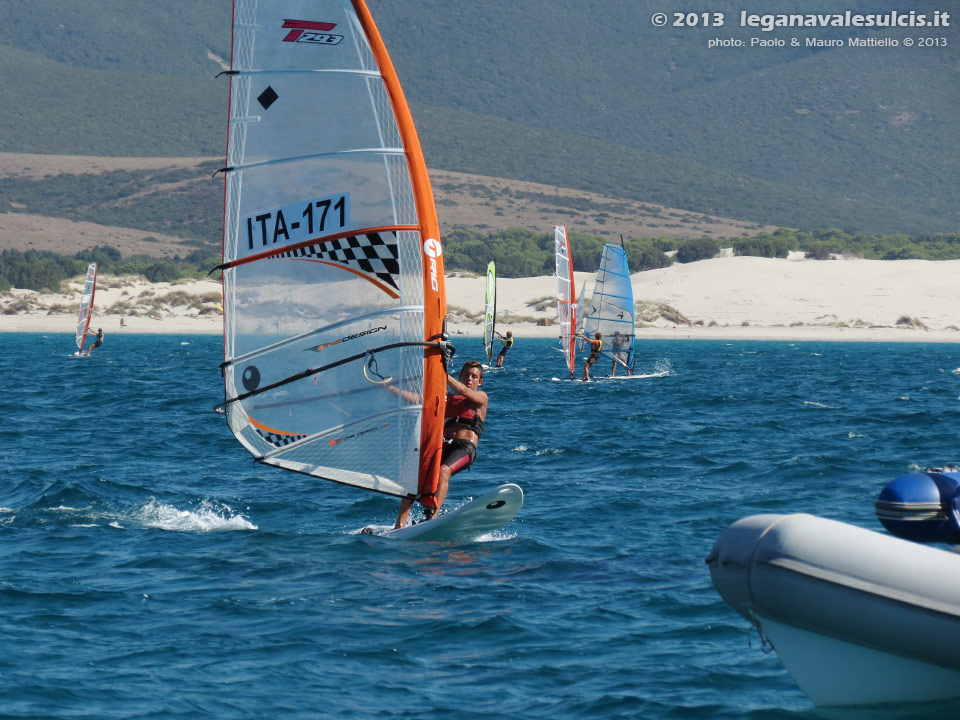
[4,255,960,342]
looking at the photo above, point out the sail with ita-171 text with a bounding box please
[214,0,451,509]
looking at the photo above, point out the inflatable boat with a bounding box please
[875,467,960,543]
[707,513,960,706]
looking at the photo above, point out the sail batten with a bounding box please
[220,0,446,501]
[229,68,382,77]
[224,147,406,174]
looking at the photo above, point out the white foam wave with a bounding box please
[135,498,257,532]
[511,444,560,456]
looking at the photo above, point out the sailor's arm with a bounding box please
[386,384,421,404]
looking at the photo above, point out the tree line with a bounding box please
[444,227,960,276]
[0,246,219,293]
[3,227,959,292]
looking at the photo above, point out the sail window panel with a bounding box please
[232,73,395,170]
[229,259,405,343]
[262,409,421,497]
[231,340,420,435]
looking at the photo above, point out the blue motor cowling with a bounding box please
[875,469,960,543]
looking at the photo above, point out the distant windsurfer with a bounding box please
[393,360,488,529]
[85,328,104,356]
[610,331,632,377]
[494,330,513,367]
[579,332,602,381]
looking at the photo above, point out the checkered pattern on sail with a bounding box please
[275,232,400,291]
[255,427,307,449]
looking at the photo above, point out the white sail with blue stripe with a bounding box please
[583,244,635,373]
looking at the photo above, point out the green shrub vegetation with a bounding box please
[675,238,720,264]
[0,246,219,292]
[442,228,675,277]
[5,227,960,293]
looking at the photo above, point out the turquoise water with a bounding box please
[4,332,960,718]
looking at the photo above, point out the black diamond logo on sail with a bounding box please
[258,86,279,110]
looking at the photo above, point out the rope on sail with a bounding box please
[216,339,456,410]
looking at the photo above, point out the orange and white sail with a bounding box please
[217,0,447,504]
[75,262,97,353]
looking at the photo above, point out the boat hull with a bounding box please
[707,513,960,706]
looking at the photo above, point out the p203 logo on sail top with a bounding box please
[423,239,442,292]
[282,19,343,46]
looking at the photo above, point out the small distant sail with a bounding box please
[554,226,578,377]
[575,278,587,351]
[583,244,635,372]
[217,0,448,504]
[76,262,98,353]
[483,261,496,364]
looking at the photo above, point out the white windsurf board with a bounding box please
[375,483,523,542]
[602,370,669,380]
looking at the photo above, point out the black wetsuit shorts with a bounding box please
[442,438,477,475]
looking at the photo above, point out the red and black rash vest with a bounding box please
[444,394,484,437]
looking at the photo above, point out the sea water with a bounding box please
[4,332,960,719]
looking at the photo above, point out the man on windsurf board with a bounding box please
[84,328,104,356]
[393,360,489,528]
[579,332,602,381]
[610,331,632,377]
[494,331,513,367]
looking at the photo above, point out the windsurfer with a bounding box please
[393,360,488,528]
[494,331,513,367]
[85,328,104,356]
[579,332,602,381]
[611,331,632,377]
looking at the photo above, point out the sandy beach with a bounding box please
[4,255,960,343]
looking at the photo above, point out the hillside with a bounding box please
[0,153,772,261]
[0,1,956,235]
